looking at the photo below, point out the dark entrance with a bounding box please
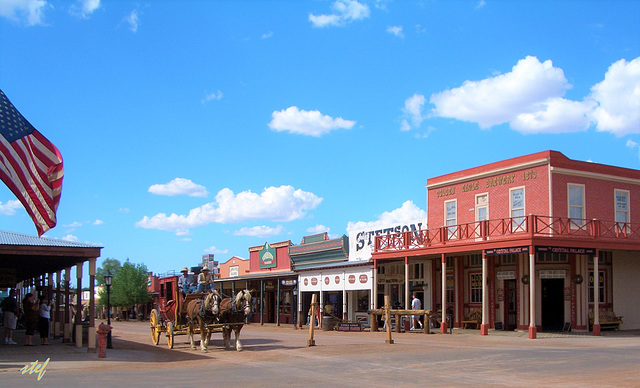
[504,279,517,331]
[541,278,564,331]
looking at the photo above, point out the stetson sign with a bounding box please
[259,242,277,269]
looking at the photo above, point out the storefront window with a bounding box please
[446,275,454,304]
[356,291,369,312]
[588,271,605,304]
[470,273,483,303]
[446,200,457,239]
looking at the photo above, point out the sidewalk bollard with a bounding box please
[97,322,112,358]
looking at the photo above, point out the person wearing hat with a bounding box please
[197,264,214,293]
[178,267,196,297]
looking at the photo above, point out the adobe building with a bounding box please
[219,256,250,278]
[371,151,639,338]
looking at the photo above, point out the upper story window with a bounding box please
[615,189,630,225]
[510,187,525,232]
[445,200,457,239]
[568,184,585,227]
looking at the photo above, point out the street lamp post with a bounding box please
[104,270,113,349]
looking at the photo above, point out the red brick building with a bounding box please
[372,151,639,338]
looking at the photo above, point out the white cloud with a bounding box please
[233,225,283,238]
[202,90,223,104]
[346,200,426,233]
[119,207,130,213]
[626,139,638,149]
[475,0,486,9]
[309,0,370,28]
[93,219,104,225]
[430,56,571,130]
[70,0,100,18]
[588,57,640,136]
[125,9,139,32]
[268,106,356,137]
[401,94,426,131]
[261,31,273,39]
[0,199,22,215]
[510,98,594,134]
[0,0,48,26]
[64,221,83,228]
[204,246,228,254]
[386,25,404,38]
[148,178,208,197]
[307,224,329,234]
[428,55,640,136]
[136,185,323,235]
[61,234,80,243]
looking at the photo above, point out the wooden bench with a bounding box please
[462,309,482,329]
[589,310,623,331]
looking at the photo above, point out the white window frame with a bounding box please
[588,270,606,304]
[614,189,630,232]
[445,199,457,239]
[509,187,525,232]
[568,183,585,228]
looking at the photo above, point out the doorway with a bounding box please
[504,279,517,331]
[541,278,564,331]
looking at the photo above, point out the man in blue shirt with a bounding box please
[178,268,196,296]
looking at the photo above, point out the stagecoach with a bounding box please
[149,274,251,351]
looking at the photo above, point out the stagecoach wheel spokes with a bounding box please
[150,309,160,345]
[167,321,175,349]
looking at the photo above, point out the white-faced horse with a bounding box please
[219,289,252,351]
[186,291,220,353]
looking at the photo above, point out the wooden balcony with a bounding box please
[373,215,640,255]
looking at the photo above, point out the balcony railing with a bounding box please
[374,215,640,253]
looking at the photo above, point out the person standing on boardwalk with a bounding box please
[1,289,18,345]
[38,296,52,345]
[411,294,423,330]
[22,293,38,346]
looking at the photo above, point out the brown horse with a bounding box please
[219,289,252,351]
[186,291,220,352]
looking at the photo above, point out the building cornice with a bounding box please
[550,167,640,185]
[427,158,550,189]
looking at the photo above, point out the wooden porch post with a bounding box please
[593,250,601,336]
[441,253,447,334]
[528,247,537,339]
[75,262,83,348]
[88,258,96,350]
[404,257,410,309]
[481,250,489,335]
[64,267,71,342]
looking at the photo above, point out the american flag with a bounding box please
[0,89,63,236]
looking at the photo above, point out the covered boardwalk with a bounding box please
[0,230,102,349]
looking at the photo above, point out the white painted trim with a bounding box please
[551,167,640,185]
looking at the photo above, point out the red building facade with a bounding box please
[372,151,640,338]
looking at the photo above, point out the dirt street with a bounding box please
[1,321,640,387]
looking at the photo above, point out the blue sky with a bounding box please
[1,0,639,281]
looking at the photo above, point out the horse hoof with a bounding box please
[201,349,208,353]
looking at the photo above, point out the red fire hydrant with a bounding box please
[97,322,112,358]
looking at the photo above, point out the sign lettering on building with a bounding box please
[486,173,516,188]
[349,220,426,261]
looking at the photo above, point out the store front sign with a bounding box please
[259,242,277,269]
[536,246,595,255]
[496,271,516,280]
[485,246,529,256]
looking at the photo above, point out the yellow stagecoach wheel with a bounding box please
[167,321,175,349]
[150,309,160,345]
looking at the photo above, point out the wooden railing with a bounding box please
[374,215,639,253]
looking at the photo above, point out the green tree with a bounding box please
[96,258,122,286]
[109,260,152,310]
